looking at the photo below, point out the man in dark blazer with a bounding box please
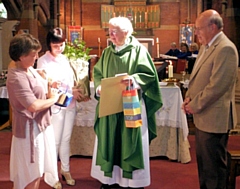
[165,42,180,57]
[182,9,238,189]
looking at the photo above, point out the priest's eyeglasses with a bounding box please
[109,29,119,35]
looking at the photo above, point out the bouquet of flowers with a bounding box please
[64,39,92,102]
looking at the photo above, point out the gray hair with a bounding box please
[109,17,133,37]
[209,11,224,30]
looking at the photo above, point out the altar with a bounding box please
[70,82,191,164]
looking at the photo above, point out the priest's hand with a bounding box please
[121,76,133,86]
[96,85,101,96]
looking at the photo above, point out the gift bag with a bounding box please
[122,87,142,128]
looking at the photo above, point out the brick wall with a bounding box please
[57,1,196,57]
[3,0,240,60]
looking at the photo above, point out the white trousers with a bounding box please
[51,105,76,172]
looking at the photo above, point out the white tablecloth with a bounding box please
[156,85,188,140]
[70,82,191,163]
[75,82,97,127]
[0,86,8,98]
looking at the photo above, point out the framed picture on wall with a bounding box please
[68,26,83,42]
[179,24,194,46]
[138,38,154,57]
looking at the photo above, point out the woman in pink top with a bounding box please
[7,34,62,189]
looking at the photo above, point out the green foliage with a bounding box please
[63,39,92,61]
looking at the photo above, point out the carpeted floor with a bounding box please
[0,130,240,189]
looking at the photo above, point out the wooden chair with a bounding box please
[228,150,240,189]
[176,59,187,73]
[187,57,196,74]
[154,61,168,81]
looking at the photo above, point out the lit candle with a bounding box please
[145,12,148,28]
[168,61,173,78]
[156,37,159,58]
[98,38,101,57]
[134,15,137,28]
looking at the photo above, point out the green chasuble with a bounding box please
[93,36,162,179]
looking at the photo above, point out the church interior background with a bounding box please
[0,0,240,133]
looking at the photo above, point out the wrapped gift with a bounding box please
[122,88,142,128]
[55,91,73,107]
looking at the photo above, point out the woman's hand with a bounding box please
[73,88,84,101]
[47,87,62,103]
[28,88,63,113]
[36,69,47,79]
[47,81,62,102]
[51,81,62,89]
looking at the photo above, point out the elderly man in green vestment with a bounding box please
[91,17,162,189]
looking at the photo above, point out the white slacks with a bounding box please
[51,105,76,172]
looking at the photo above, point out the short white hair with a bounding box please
[109,17,133,37]
[171,42,177,47]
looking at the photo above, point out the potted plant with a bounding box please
[63,39,92,102]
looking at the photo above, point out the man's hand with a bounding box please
[182,97,194,114]
[185,103,194,114]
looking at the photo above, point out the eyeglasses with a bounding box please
[194,24,212,32]
[109,29,119,35]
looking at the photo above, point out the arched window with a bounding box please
[0,2,7,18]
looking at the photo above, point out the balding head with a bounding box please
[200,9,223,30]
[195,9,223,45]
